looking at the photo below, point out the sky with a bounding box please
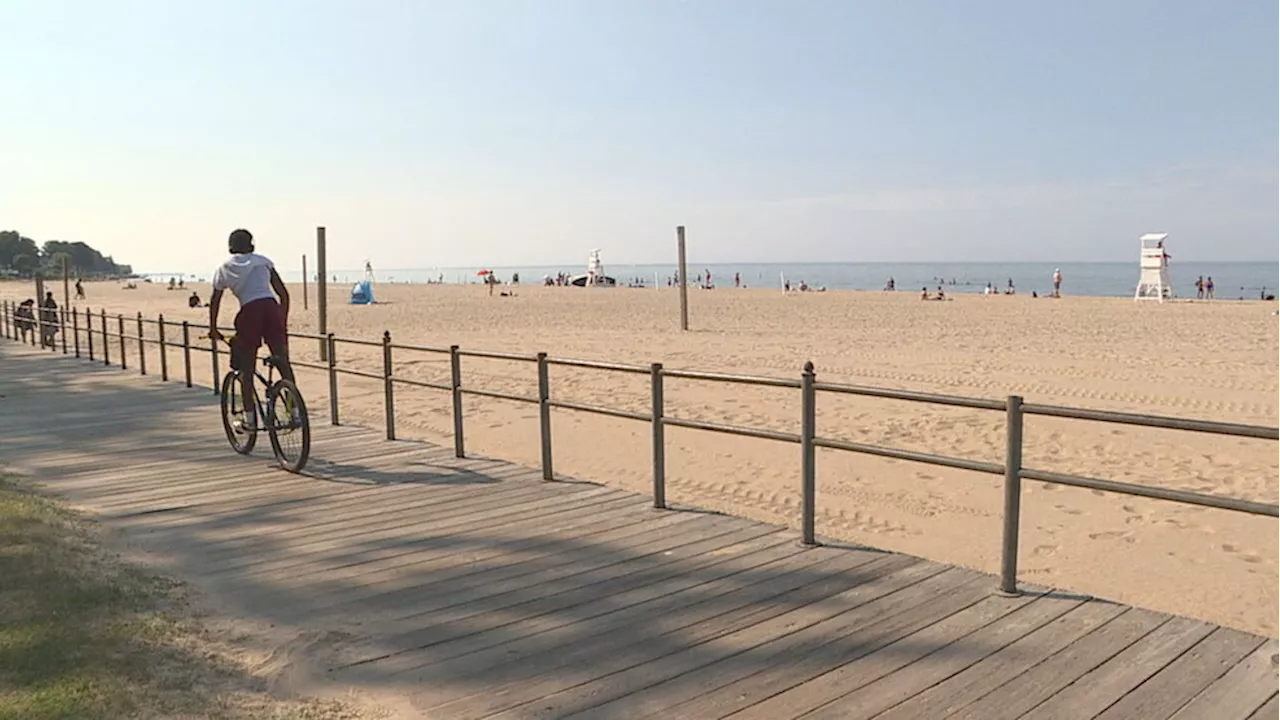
[1,0,1276,275]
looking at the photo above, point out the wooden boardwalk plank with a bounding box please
[603,571,1008,720]
[1095,627,1265,719]
[1170,639,1280,720]
[1027,616,1216,719]
[423,553,919,718]
[294,501,699,618]
[186,479,596,568]
[194,485,627,578]
[279,498,714,618]
[948,608,1171,720]
[332,515,771,663]
[338,527,802,677]
[482,563,965,719]
[1,338,1275,720]
[719,589,1079,720]
[382,532,813,705]
[872,598,1128,719]
[1247,693,1278,720]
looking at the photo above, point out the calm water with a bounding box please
[278,261,1278,300]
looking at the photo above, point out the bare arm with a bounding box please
[270,268,290,320]
[208,288,224,336]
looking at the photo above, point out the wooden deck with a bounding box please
[1,340,1275,719]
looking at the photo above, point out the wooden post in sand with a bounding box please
[677,226,689,331]
[62,257,71,315]
[302,254,309,311]
[317,227,328,361]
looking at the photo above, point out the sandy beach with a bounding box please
[4,279,1277,637]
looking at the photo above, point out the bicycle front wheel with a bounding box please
[266,379,311,473]
[219,371,256,455]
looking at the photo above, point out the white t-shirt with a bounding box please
[212,253,276,305]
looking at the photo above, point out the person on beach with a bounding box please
[1052,268,1062,298]
[14,299,35,343]
[1205,277,1214,300]
[1195,276,1204,299]
[208,228,295,432]
[74,278,85,300]
[39,292,59,348]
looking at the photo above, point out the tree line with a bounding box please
[0,231,133,279]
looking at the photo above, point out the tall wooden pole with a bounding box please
[317,228,328,360]
[302,254,309,310]
[62,257,71,311]
[677,225,689,331]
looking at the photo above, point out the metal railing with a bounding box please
[3,299,1277,597]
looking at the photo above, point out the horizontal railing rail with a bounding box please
[3,298,1276,599]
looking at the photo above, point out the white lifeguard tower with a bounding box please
[569,249,616,287]
[1134,233,1173,302]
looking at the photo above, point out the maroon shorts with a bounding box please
[233,298,286,360]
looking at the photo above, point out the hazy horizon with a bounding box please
[3,1,1276,273]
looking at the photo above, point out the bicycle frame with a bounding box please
[211,335,281,429]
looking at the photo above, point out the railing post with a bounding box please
[1,300,8,339]
[326,333,339,425]
[72,307,80,357]
[100,309,109,366]
[86,307,94,360]
[117,314,127,370]
[651,362,666,509]
[60,308,67,354]
[115,313,125,366]
[536,352,554,480]
[181,321,192,387]
[382,331,396,440]
[137,313,147,375]
[158,315,168,381]
[999,395,1025,596]
[801,361,818,547]
[209,333,219,394]
[450,345,465,458]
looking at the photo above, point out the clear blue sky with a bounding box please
[1,0,1276,274]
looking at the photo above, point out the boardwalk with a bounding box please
[0,340,1275,719]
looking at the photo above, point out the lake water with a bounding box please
[278,261,1278,300]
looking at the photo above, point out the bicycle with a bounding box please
[206,333,311,473]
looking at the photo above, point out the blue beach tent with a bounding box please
[350,280,374,305]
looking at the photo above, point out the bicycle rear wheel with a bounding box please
[266,379,310,473]
[219,371,257,455]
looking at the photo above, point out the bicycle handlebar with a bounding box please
[202,333,235,345]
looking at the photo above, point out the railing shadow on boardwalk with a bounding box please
[0,345,1056,718]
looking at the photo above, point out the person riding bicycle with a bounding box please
[208,229,296,431]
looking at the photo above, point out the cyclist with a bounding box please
[208,228,296,431]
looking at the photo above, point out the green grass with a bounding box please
[0,475,366,720]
